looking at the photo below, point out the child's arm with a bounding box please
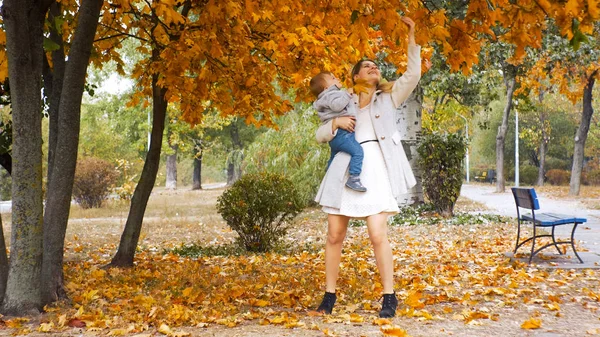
[315,116,356,143]
[325,90,352,113]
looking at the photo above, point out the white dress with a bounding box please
[322,104,400,218]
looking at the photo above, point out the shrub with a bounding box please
[583,169,600,186]
[417,133,467,217]
[73,157,118,208]
[545,169,570,186]
[216,172,304,252]
[545,157,570,171]
[519,165,539,185]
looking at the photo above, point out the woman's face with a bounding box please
[353,61,381,86]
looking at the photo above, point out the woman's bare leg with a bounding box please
[366,213,394,294]
[325,214,349,293]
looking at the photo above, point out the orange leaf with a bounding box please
[521,318,542,329]
[67,319,86,328]
[381,325,411,337]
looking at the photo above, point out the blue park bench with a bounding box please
[511,187,586,264]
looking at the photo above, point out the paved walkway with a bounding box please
[460,184,600,268]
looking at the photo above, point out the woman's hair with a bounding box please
[351,59,394,93]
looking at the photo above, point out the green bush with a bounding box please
[545,157,570,171]
[546,169,570,185]
[73,157,118,208]
[417,133,467,217]
[216,172,304,252]
[519,165,539,185]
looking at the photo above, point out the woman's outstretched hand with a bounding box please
[401,17,416,44]
[333,116,356,133]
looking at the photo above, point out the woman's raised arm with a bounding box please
[391,17,422,108]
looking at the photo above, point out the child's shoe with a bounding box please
[316,292,336,314]
[345,175,367,192]
[379,292,398,318]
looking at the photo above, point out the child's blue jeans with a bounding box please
[327,129,364,176]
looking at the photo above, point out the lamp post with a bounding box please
[457,113,469,183]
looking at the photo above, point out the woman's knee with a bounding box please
[327,230,346,245]
[369,230,388,246]
[367,214,389,246]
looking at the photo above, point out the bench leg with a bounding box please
[571,222,583,263]
[514,220,522,254]
[551,226,563,255]
[529,225,536,264]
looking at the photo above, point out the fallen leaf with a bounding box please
[521,317,542,329]
[67,318,86,328]
[381,325,411,336]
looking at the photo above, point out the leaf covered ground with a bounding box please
[1,188,600,336]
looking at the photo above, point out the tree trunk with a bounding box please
[192,151,202,190]
[395,87,424,205]
[0,214,9,305]
[42,1,66,189]
[41,0,103,305]
[109,65,168,268]
[165,144,177,190]
[536,90,547,187]
[537,133,547,186]
[495,65,517,193]
[569,70,597,196]
[227,162,235,186]
[1,0,45,315]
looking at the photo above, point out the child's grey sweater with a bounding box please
[313,85,357,123]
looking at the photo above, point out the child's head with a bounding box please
[310,72,341,97]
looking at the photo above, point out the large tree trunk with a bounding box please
[396,87,424,205]
[41,0,103,305]
[165,144,177,190]
[496,65,517,193]
[192,150,202,190]
[569,70,597,196]
[110,68,168,267]
[1,0,45,315]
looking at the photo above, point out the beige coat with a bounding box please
[314,43,421,210]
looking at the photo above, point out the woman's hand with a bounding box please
[401,17,416,44]
[333,116,356,133]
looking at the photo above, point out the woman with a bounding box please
[314,17,421,318]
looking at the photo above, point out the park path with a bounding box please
[460,183,600,259]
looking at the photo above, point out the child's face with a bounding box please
[325,74,342,89]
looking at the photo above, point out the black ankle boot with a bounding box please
[379,293,398,318]
[316,292,336,314]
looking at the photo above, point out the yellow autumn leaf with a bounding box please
[349,313,364,323]
[158,324,173,335]
[404,291,425,309]
[182,287,193,297]
[251,299,269,307]
[521,318,542,329]
[38,322,54,332]
[381,325,411,337]
[373,317,392,326]
[352,78,370,95]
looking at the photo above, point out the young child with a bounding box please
[310,72,366,192]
